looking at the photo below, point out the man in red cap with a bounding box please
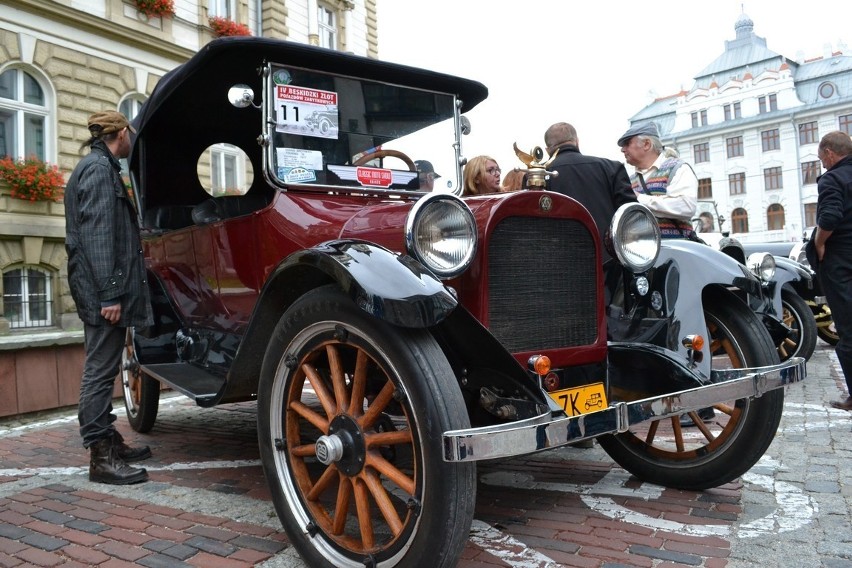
[64,110,153,485]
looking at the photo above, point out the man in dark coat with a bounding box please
[65,110,154,484]
[810,131,852,410]
[543,122,637,259]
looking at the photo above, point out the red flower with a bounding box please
[134,0,175,18]
[209,16,252,37]
[0,156,65,202]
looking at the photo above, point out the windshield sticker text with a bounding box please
[275,85,339,140]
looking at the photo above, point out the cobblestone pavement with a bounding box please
[1,342,849,567]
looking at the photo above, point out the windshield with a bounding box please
[266,63,461,193]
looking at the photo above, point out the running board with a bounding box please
[141,362,226,407]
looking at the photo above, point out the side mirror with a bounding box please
[460,116,471,136]
[228,84,257,108]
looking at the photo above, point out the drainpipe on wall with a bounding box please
[308,0,319,46]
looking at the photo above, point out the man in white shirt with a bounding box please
[618,123,698,238]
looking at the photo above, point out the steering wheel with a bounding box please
[353,149,416,171]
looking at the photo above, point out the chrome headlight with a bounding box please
[405,193,477,279]
[747,252,776,281]
[609,203,661,272]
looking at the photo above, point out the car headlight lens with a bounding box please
[609,203,661,272]
[747,252,776,280]
[405,193,477,278]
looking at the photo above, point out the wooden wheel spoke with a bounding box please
[361,381,396,430]
[366,430,412,447]
[290,400,330,432]
[290,443,316,457]
[366,452,415,495]
[303,364,337,418]
[306,464,338,501]
[644,419,660,445]
[348,350,370,416]
[353,479,374,549]
[671,418,686,451]
[332,476,353,535]
[326,344,349,413]
[362,468,404,536]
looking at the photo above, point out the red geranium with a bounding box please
[134,0,175,18]
[0,155,65,202]
[209,16,252,37]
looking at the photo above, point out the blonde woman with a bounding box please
[462,155,502,196]
[501,169,525,192]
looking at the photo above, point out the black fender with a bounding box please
[611,239,763,383]
[224,239,458,400]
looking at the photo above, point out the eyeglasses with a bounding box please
[486,167,501,176]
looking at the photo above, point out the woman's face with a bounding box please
[478,159,502,194]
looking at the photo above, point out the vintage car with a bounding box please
[122,37,806,568]
[693,201,818,361]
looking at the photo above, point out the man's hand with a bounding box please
[101,303,121,324]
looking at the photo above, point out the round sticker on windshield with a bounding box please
[273,69,292,85]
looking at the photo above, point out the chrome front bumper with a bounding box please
[443,357,806,462]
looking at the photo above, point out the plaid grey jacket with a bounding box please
[64,140,153,327]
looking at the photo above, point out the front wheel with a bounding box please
[121,329,160,433]
[778,288,817,361]
[598,290,784,490]
[258,286,475,568]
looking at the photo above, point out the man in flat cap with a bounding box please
[617,122,698,238]
[64,110,153,485]
[415,159,441,191]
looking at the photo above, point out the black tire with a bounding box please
[598,291,784,490]
[319,118,332,135]
[814,303,839,346]
[257,286,475,568]
[778,288,817,361]
[121,329,160,433]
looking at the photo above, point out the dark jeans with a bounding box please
[819,246,852,394]
[79,323,126,448]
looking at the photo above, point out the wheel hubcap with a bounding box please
[318,414,366,476]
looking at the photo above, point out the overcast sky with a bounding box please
[375,1,851,171]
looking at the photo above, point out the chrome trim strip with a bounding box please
[443,357,806,462]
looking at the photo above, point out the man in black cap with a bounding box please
[617,122,698,239]
[65,110,153,485]
[415,160,441,191]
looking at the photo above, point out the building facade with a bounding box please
[0,0,376,417]
[627,12,852,244]
[0,0,377,335]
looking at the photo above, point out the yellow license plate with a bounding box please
[548,383,608,416]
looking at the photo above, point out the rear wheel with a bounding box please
[778,288,817,361]
[121,329,160,433]
[813,303,839,345]
[598,292,784,490]
[258,286,474,568]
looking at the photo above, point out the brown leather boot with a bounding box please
[89,437,148,485]
[112,430,152,463]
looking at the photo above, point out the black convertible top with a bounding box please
[129,37,488,209]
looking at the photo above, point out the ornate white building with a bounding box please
[627,12,852,243]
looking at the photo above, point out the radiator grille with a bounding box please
[488,217,599,352]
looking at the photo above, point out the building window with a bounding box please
[691,110,707,127]
[700,109,707,126]
[729,172,745,195]
[761,128,780,152]
[758,93,777,114]
[726,136,744,158]
[804,203,817,228]
[0,67,49,160]
[801,160,821,185]
[208,0,235,18]
[731,208,749,233]
[691,112,698,128]
[723,102,741,121]
[798,121,818,145]
[819,82,836,99]
[767,204,785,230]
[839,114,852,136]
[698,178,712,199]
[210,143,246,195]
[318,4,338,49]
[764,167,782,190]
[2,266,52,328]
[693,142,709,163]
